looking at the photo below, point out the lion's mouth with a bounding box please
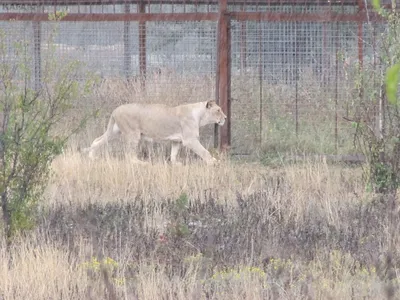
[218,120,225,126]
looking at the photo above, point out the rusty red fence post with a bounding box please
[216,0,231,151]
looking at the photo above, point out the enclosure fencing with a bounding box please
[0,0,394,156]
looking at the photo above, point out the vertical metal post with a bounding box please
[240,4,246,74]
[295,21,299,137]
[216,0,231,151]
[358,23,363,73]
[33,6,41,92]
[139,1,146,90]
[358,0,364,99]
[214,26,220,149]
[335,22,339,153]
[123,3,132,80]
[376,25,384,143]
[258,21,263,147]
[322,22,327,84]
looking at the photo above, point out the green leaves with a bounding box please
[372,0,381,11]
[0,28,95,241]
[351,6,400,194]
[386,64,400,105]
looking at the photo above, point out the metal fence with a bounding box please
[0,0,395,156]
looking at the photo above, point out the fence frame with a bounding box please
[0,0,389,151]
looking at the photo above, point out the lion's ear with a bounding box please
[206,100,216,109]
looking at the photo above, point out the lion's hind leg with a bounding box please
[123,131,149,165]
[83,133,108,159]
[83,123,120,159]
[170,141,182,165]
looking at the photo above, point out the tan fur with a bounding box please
[83,100,227,165]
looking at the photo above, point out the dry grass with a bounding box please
[2,149,400,299]
[48,152,266,206]
[0,72,396,299]
[48,151,362,209]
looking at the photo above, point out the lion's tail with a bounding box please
[82,114,116,153]
[102,114,116,139]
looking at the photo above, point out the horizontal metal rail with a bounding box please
[0,0,369,6]
[0,12,219,21]
[0,11,385,22]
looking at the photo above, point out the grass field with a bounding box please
[2,72,398,299]
[1,150,400,299]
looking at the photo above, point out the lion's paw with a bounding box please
[206,157,220,166]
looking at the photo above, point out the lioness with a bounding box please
[83,100,227,165]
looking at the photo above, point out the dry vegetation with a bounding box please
[2,153,400,299]
[64,70,356,158]
[2,75,399,300]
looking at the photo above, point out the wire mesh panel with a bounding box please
[0,0,395,158]
[230,16,365,156]
[0,21,37,90]
[41,21,136,78]
[40,19,217,148]
[145,21,216,74]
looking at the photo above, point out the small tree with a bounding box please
[0,23,96,241]
[350,1,400,194]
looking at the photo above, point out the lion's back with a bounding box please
[112,103,184,140]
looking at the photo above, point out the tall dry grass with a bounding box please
[48,151,268,206]
[0,72,397,299]
[2,149,400,299]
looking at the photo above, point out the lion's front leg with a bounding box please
[183,138,216,165]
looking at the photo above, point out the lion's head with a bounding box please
[202,100,227,126]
